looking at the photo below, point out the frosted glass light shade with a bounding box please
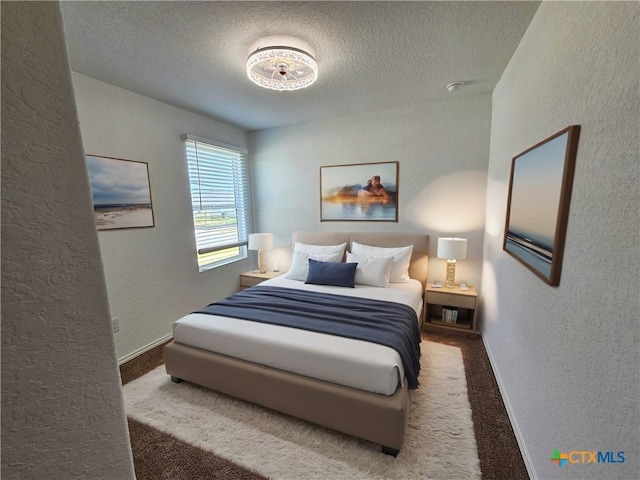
[437,237,467,260]
[246,46,318,91]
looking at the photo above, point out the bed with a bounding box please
[164,231,429,455]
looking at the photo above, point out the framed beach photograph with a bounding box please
[86,155,155,231]
[503,125,580,286]
[320,161,399,222]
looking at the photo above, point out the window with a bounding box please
[182,134,250,272]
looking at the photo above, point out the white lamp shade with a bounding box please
[437,237,467,260]
[248,233,274,251]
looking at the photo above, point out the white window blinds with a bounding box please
[182,135,250,272]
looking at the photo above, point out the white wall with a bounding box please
[250,94,492,289]
[1,2,134,478]
[72,73,253,360]
[483,2,639,479]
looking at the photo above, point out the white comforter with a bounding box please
[172,275,423,395]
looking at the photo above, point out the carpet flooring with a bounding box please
[124,342,480,479]
[120,327,529,479]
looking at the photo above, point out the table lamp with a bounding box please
[248,233,273,274]
[437,237,467,288]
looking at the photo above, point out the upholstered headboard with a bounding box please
[292,231,429,288]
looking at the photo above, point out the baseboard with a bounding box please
[481,331,537,480]
[118,333,173,365]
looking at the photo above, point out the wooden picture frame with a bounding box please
[86,155,155,231]
[503,126,580,286]
[320,161,399,222]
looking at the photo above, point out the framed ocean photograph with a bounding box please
[503,125,580,286]
[86,155,155,231]
[320,161,399,222]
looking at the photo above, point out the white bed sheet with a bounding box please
[172,275,423,396]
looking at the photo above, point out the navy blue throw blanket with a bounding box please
[195,286,421,389]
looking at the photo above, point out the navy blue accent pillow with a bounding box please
[305,259,358,288]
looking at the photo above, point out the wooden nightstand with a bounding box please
[424,284,478,333]
[239,271,282,290]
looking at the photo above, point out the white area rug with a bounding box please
[124,341,480,479]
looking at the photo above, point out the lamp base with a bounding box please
[257,249,266,274]
[445,260,456,288]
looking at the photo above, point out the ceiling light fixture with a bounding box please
[246,46,318,91]
[446,82,464,92]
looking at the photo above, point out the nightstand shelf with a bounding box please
[240,270,282,290]
[425,284,478,333]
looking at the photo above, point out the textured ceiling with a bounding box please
[61,1,540,131]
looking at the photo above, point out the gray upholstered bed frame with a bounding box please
[164,231,429,455]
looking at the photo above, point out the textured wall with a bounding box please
[250,94,492,289]
[1,2,134,479]
[71,73,252,359]
[482,2,639,479]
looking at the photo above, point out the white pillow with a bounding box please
[294,242,347,258]
[350,241,413,283]
[286,251,343,281]
[346,252,393,288]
